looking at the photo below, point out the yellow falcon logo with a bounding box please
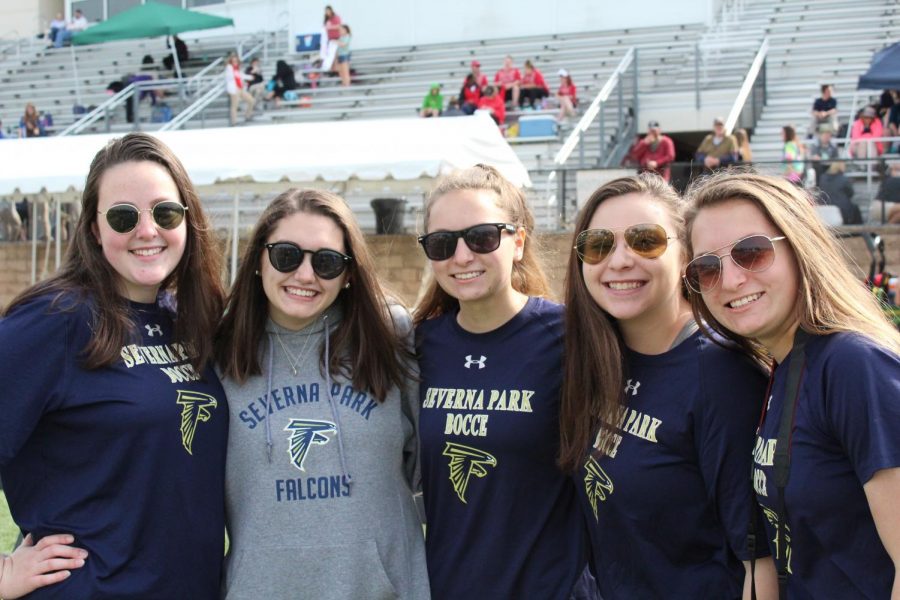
[443,442,497,504]
[176,390,218,455]
[285,419,336,471]
[584,455,615,522]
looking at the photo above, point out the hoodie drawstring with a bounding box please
[324,314,354,490]
[265,334,275,463]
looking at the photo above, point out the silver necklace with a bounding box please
[274,329,315,376]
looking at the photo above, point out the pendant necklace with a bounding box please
[274,328,314,376]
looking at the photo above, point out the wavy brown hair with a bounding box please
[3,133,224,371]
[683,170,900,360]
[215,188,411,401]
[413,164,550,324]
[559,173,686,472]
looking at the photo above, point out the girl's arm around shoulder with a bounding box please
[864,468,900,600]
[389,303,422,491]
[0,534,88,599]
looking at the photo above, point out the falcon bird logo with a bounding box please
[176,390,218,455]
[583,455,615,522]
[443,442,497,504]
[285,419,337,471]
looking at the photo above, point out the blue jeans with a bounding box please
[54,29,74,48]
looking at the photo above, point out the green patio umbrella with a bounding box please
[72,2,234,46]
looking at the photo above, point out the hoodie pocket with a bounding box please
[223,539,398,599]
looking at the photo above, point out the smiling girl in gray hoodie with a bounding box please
[215,189,429,600]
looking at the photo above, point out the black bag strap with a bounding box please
[772,328,810,599]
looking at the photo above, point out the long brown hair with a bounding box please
[3,133,224,371]
[215,188,411,401]
[559,173,686,472]
[683,170,900,360]
[413,163,550,324]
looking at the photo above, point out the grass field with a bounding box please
[1,491,18,553]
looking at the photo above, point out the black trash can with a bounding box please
[370,198,407,234]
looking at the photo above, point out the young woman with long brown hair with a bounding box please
[684,171,900,598]
[560,173,776,599]
[215,189,429,599]
[0,133,227,598]
[414,164,590,599]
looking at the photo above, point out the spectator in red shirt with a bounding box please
[469,60,489,89]
[477,85,505,126]
[324,6,342,41]
[519,60,549,109]
[459,73,482,115]
[494,55,522,108]
[632,120,676,182]
[556,69,577,123]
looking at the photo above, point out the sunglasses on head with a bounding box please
[417,223,517,261]
[264,242,352,280]
[574,223,674,264]
[683,234,786,294]
[98,201,188,234]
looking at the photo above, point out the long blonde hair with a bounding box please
[414,164,551,324]
[683,170,900,360]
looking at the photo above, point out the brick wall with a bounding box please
[3,230,900,310]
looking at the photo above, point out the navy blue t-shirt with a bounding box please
[753,332,900,599]
[576,331,769,599]
[417,297,587,600]
[0,292,228,599]
[813,97,837,112]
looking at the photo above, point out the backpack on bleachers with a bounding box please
[151,104,173,123]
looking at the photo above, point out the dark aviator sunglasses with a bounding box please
[264,242,352,280]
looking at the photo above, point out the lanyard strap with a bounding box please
[773,328,810,599]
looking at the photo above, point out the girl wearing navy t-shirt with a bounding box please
[560,173,777,598]
[685,171,900,599]
[414,164,589,599]
[0,133,227,599]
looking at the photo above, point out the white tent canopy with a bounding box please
[0,114,531,195]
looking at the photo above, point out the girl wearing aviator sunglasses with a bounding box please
[685,171,900,599]
[0,133,227,598]
[215,189,429,599]
[415,165,593,599]
[560,173,777,598]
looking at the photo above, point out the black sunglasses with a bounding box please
[683,234,786,293]
[574,223,674,264]
[98,201,188,234]
[417,223,517,261]
[264,242,352,280]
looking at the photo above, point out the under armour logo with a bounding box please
[624,379,640,396]
[145,323,162,337]
[464,355,487,369]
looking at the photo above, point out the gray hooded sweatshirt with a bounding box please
[221,305,430,599]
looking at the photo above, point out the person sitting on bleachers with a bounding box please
[886,90,900,153]
[809,124,839,180]
[46,13,65,46]
[468,60,489,89]
[494,55,521,108]
[162,35,189,74]
[459,73,482,115]
[518,60,548,109]
[265,60,299,108]
[442,98,464,117]
[817,161,860,224]
[810,84,838,138]
[734,128,753,162]
[54,9,88,49]
[420,83,444,118]
[631,120,675,182]
[555,69,577,124]
[476,85,505,126]
[695,117,738,170]
[245,58,266,104]
[18,103,45,138]
[849,105,884,158]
